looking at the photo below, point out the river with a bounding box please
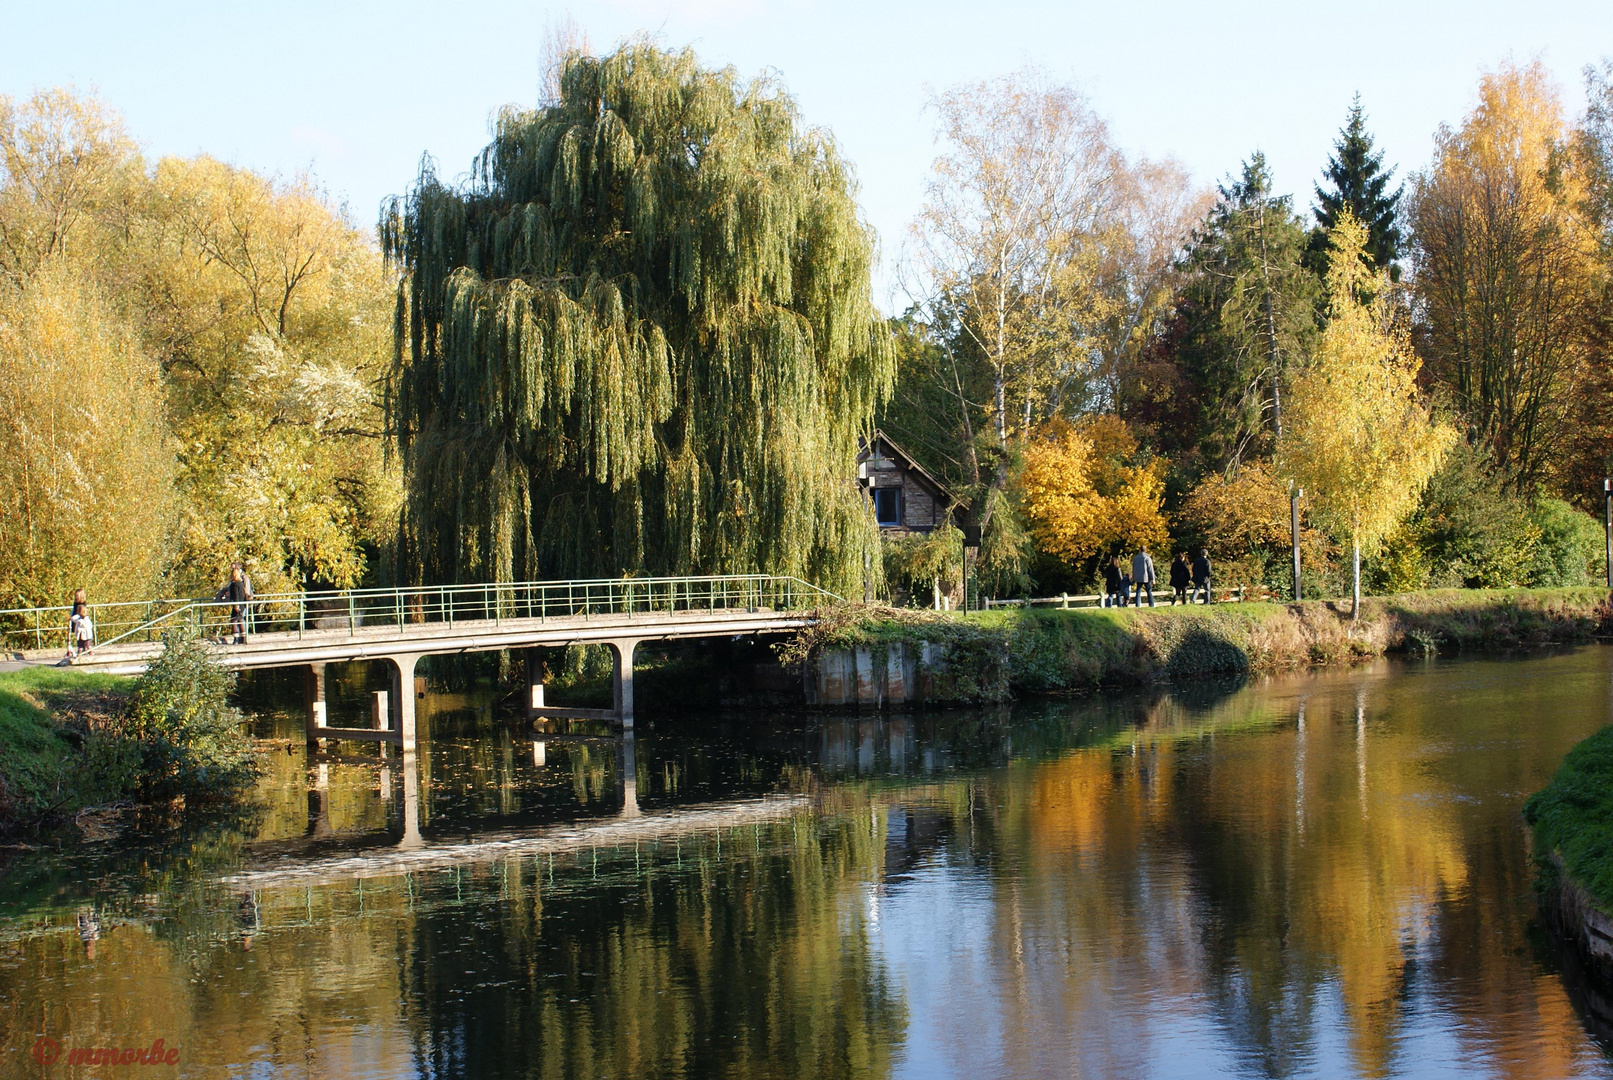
[4,647,1613,1078]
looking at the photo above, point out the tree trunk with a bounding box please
[1352,541,1361,621]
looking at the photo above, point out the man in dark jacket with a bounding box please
[1191,549,1213,604]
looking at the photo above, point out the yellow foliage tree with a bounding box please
[1280,212,1456,616]
[1411,61,1598,492]
[1019,415,1168,571]
[0,87,398,603]
[138,155,398,594]
[0,262,174,608]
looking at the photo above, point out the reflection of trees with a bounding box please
[5,656,1612,1078]
[0,811,905,1078]
[402,811,903,1078]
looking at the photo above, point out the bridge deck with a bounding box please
[17,606,814,676]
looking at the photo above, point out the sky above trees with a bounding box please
[2,0,1603,308]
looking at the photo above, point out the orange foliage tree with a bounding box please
[1018,415,1168,568]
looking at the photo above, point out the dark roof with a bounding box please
[860,429,953,505]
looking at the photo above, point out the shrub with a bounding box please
[124,631,258,799]
[1527,498,1605,586]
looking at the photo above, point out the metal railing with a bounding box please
[0,575,843,655]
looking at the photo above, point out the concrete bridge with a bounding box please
[1,575,836,748]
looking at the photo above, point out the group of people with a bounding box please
[60,564,254,663]
[1103,548,1214,608]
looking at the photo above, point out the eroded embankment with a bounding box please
[788,588,1613,705]
[1526,725,1613,982]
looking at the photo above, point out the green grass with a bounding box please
[0,667,129,826]
[1526,726,1613,910]
[792,587,1613,701]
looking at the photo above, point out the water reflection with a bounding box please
[2,652,1613,1078]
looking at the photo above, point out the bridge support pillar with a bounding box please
[388,654,424,752]
[304,663,327,743]
[526,650,545,720]
[609,639,640,731]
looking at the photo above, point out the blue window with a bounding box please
[873,487,901,526]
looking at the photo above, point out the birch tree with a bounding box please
[910,69,1121,451]
[1281,213,1455,617]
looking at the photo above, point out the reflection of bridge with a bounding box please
[227,734,812,891]
[1,575,837,744]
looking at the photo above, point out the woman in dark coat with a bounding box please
[1169,552,1192,605]
[1103,556,1126,608]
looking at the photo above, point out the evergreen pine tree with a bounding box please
[1313,95,1403,271]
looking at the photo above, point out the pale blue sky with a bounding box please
[4,0,1607,308]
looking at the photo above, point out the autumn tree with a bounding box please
[382,43,893,594]
[1093,158,1213,415]
[136,156,398,594]
[1281,213,1455,616]
[1410,61,1599,493]
[1019,415,1168,575]
[1558,60,1613,502]
[0,87,399,601]
[1176,460,1332,594]
[910,69,1121,454]
[0,262,173,609]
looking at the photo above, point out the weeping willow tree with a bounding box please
[381,43,893,593]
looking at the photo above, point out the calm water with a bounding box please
[5,648,1613,1078]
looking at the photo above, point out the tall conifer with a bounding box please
[1314,95,1403,271]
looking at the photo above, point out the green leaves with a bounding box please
[125,631,258,800]
[385,42,892,594]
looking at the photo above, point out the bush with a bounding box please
[1527,498,1605,586]
[124,631,259,799]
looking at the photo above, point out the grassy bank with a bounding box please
[1,636,260,830]
[790,587,1613,701]
[1525,727,1613,913]
[0,667,133,826]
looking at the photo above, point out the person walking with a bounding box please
[1169,553,1192,605]
[1103,556,1126,608]
[1131,547,1157,608]
[67,601,93,660]
[220,565,252,644]
[1192,548,1213,604]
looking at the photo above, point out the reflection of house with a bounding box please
[856,430,953,534]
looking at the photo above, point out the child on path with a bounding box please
[68,601,93,660]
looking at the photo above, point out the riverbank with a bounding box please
[0,667,134,828]
[0,637,259,831]
[1525,726,1613,980]
[789,587,1613,703]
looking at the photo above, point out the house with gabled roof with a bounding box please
[856,430,955,535]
